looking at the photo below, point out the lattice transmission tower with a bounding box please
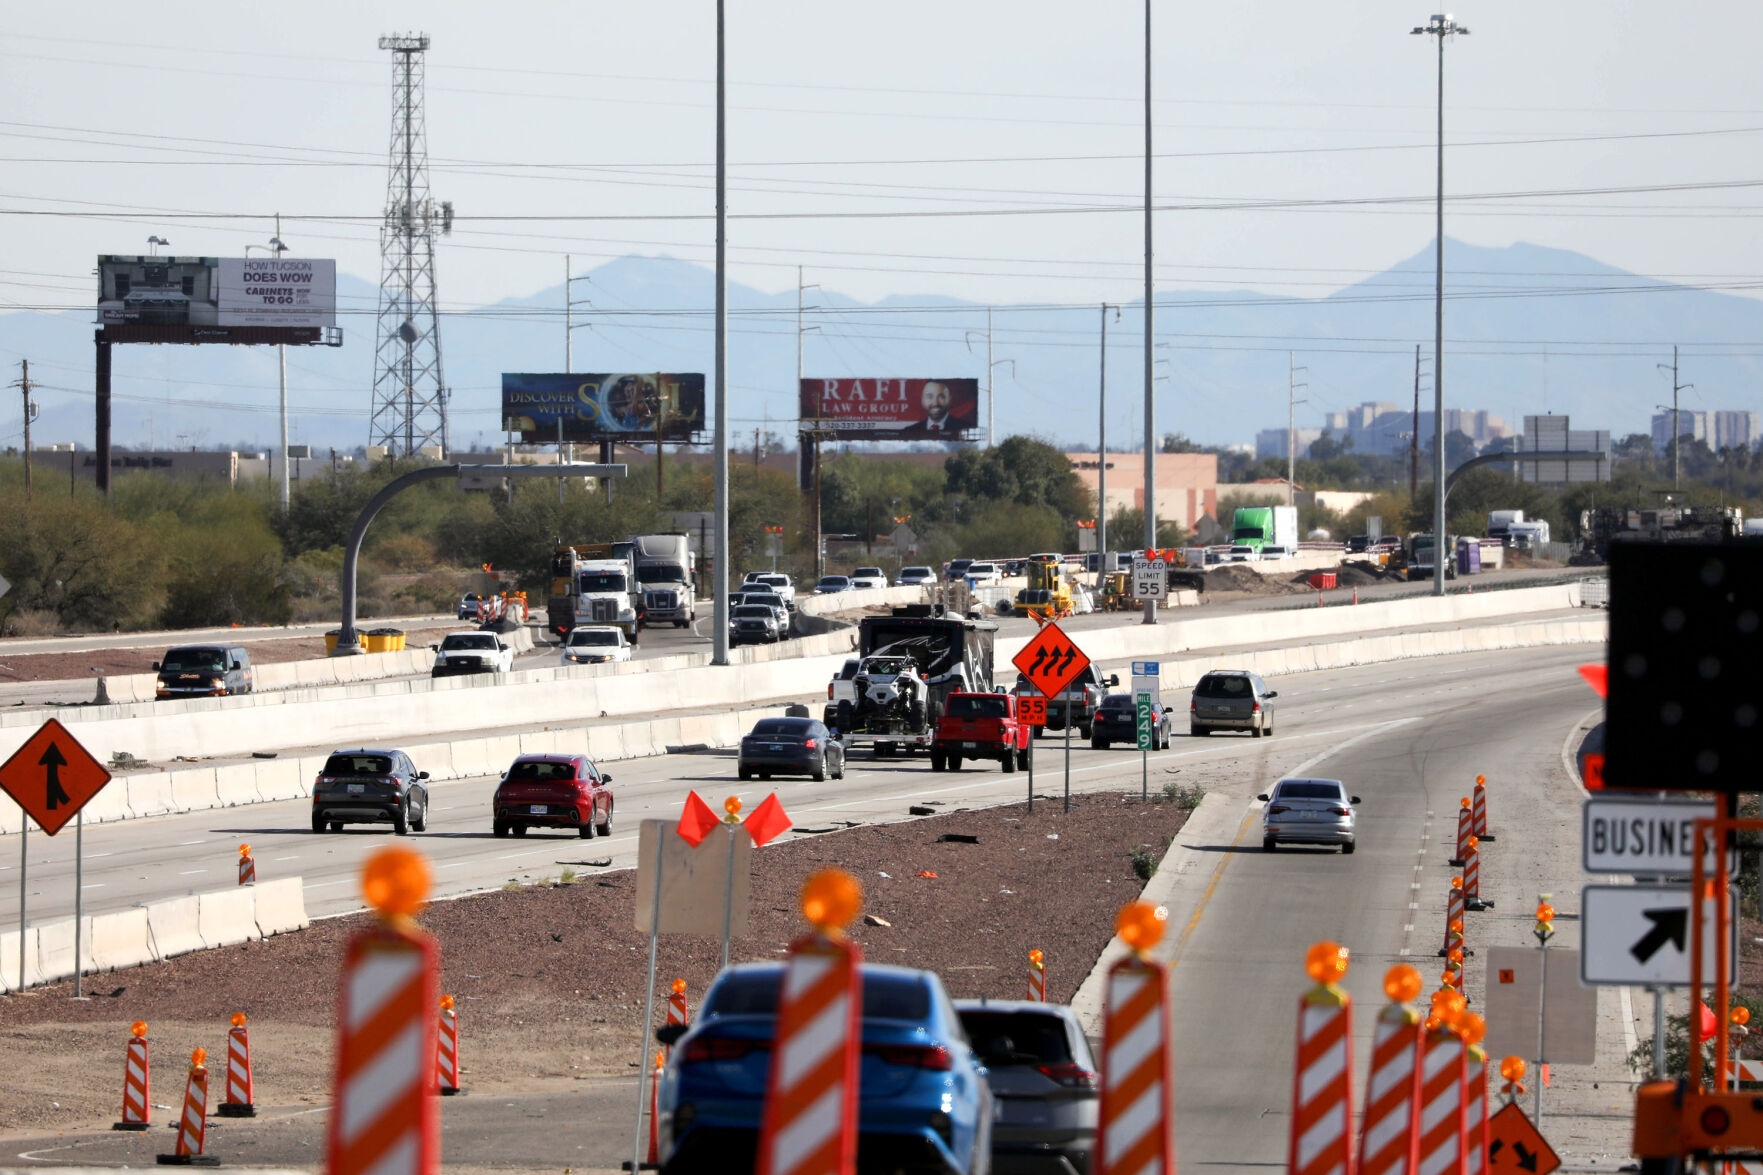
[370,34,453,457]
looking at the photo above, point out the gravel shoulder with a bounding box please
[0,792,1191,1139]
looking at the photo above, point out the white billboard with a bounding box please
[217,258,336,327]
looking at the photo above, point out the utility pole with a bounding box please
[1287,353,1307,506]
[710,0,730,668]
[987,308,995,447]
[1658,346,1692,491]
[13,359,34,500]
[1098,305,1117,587]
[1411,345,1422,499]
[1142,0,1157,625]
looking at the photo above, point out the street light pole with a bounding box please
[1413,13,1468,598]
[1098,304,1117,588]
[1142,0,1157,625]
[711,0,731,667]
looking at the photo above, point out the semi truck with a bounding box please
[632,533,697,629]
[1231,505,1298,554]
[547,543,641,640]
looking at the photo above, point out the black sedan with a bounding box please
[1090,692,1174,750]
[737,717,845,782]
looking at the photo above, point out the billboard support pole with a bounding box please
[93,332,112,496]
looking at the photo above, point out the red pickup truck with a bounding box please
[930,692,1033,773]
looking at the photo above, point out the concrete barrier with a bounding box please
[252,877,309,937]
[34,916,88,986]
[214,763,263,807]
[125,773,178,819]
[89,907,154,973]
[169,766,221,813]
[0,929,20,991]
[197,888,260,949]
[145,894,204,960]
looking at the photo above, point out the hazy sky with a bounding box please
[4,1,1758,312]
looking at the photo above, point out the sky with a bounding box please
[1,2,1759,448]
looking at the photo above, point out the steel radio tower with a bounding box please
[370,34,452,457]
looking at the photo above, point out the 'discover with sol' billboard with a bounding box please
[799,378,978,441]
[501,373,706,443]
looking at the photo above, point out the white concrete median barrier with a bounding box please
[251,877,309,937]
[197,887,259,949]
[145,894,205,960]
[89,907,155,973]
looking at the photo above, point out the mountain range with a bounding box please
[3,239,1757,456]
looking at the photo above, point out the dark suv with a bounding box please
[311,748,430,835]
[153,644,253,699]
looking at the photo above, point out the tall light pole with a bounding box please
[711,0,730,666]
[1098,304,1118,587]
[1413,12,1468,597]
[1142,0,1157,624]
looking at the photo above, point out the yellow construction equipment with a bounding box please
[1014,554,1073,619]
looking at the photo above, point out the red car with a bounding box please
[492,754,614,839]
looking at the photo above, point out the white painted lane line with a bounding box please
[85,852,112,859]
[304,879,351,889]
[178,869,206,875]
[82,884,104,890]
[178,840,207,847]
[273,856,299,862]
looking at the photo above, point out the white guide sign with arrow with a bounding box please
[1580,883,1738,986]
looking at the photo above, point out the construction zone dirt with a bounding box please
[0,791,1193,1137]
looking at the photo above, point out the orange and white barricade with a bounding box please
[1418,1022,1467,1175]
[1289,942,1354,1175]
[1463,1037,1489,1175]
[160,1048,215,1165]
[757,869,865,1175]
[1450,800,1472,866]
[1471,775,1493,841]
[1097,903,1177,1175]
[1440,881,1465,956]
[437,995,462,1096]
[326,847,441,1175]
[219,1012,255,1117]
[113,1020,151,1131]
[1464,838,1492,912]
[1027,949,1047,1002]
[1727,1059,1763,1084]
[237,844,255,886]
[667,978,690,1042]
[1359,968,1424,1175]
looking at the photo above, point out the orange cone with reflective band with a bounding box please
[1359,968,1424,1175]
[159,1048,216,1165]
[1027,949,1047,1002]
[1096,902,1177,1175]
[326,847,440,1175]
[1289,942,1354,1175]
[1439,881,1465,956]
[1460,1016,1489,1175]
[1471,776,1493,841]
[646,1049,664,1166]
[1449,801,1471,867]
[756,869,864,1175]
[114,1021,151,1131]
[237,844,255,886]
[218,1012,255,1117]
[437,995,462,1096]
[1417,1018,1467,1175]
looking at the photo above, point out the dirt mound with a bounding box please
[1288,562,1388,588]
[1203,564,1302,595]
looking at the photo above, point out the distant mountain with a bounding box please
[4,241,1756,455]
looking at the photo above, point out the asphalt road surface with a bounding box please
[3,642,1606,1171]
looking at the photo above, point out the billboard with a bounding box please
[96,256,336,329]
[799,378,979,441]
[501,373,706,443]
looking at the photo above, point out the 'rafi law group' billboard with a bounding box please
[800,378,979,441]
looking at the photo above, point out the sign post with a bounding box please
[0,718,114,996]
[1132,660,1159,802]
[1015,695,1046,813]
[1011,621,1091,815]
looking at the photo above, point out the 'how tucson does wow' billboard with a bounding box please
[799,378,979,441]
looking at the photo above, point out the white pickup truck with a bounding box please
[430,631,516,678]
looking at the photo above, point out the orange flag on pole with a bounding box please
[746,793,792,847]
[676,790,720,847]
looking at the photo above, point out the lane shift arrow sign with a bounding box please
[38,742,71,810]
[1630,908,1688,964]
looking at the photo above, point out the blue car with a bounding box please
[657,962,993,1175]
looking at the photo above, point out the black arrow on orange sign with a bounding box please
[1028,646,1050,675]
[1055,647,1076,674]
[38,742,71,810]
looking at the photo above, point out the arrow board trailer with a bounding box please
[1580,883,1738,986]
[1582,797,1734,876]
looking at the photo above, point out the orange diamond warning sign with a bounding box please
[1011,621,1091,703]
[0,718,112,836]
[1487,1102,1559,1175]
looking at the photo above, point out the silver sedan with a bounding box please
[1258,778,1360,854]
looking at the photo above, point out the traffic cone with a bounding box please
[1418,1023,1468,1175]
[645,1049,663,1167]
[1449,799,1471,867]
[1439,880,1466,956]
[1358,968,1424,1175]
[1096,904,1178,1175]
[237,844,255,886]
[1353,586,1359,605]
[218,1013,255,1117]
[1472,775,1494,841]
[158,1049,217,1165]
[1289,943,1354,1175]
[1026,949,1046,1002]
[756,869,863,1175]
[437,995,462,1096]
[113,1021,151,1131]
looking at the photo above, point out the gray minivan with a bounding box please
[154,644,254,699]
[1189,669,1277,737]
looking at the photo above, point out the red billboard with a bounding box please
[799,378,979,441]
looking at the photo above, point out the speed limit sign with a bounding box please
[1132,557,1167,601]
[1015,695,1048,726]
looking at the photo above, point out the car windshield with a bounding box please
[324,754,392,776]
[505,759,577,782]
[707,970,930,1021]
[749,719,816,737]
[441,634,497,651]
[746,594,783,608]
[161,648,226,672]
[567,630,619,647]
[733,605,773,618]
[902,567,931,577]
[958,1010,1075,1065]
[1275,781,1345,801]
[968,564,995,574]
[1099,695,1136,713]
[636,564,686,583]
[578,572,628,592]
[817,578,849,589]
[758,576,789,589]
[854,568,883,577]
[1195,674,1252,699]
[946,695,1007,719]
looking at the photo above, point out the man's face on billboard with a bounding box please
[921,381,951,421]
